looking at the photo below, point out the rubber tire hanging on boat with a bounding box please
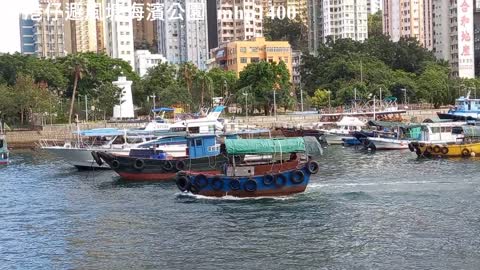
[162,160,174,171]
[263,174,275,186]
[441,147,449,155]
[244,179,258,192]
[290,170,305,184]
[433,145,441,154]
[134,159,145,171]
[408,143,414,152]
[176,175,191,192]
[91,151,103,166]
[274,174,287,187]
[307,161,320,174]
[194,174,208,189]
[111,159,120,169]
[426,146,433,153]
[229,178,241,190]
[175,160,186,171]
[462,148,470,157]
[211,176,224,191]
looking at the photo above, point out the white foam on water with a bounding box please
[307,180,455,189]
[175,192,294,201]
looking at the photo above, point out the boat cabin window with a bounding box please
[431,127,441,133]
[188,126,200,133]
[0,140,3,148]
[126,137,144,144]
[452,127,463,134]
[191,139,203,146]
[112,135,126,144]
[170,127,186,132]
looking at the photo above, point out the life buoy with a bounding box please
[274,174,287,187]
[408,143,414,152]
[244,179,258,192]
[462,148,470,157]
[134,159,145,170]
[230,178,241,190]
[162,160,174,171]
[194,174,208,189]
[91,151,103,166]
[111,159,120,169]
[175,160,186,171]
[176,175,191,192]
[307,160,320,174]
[263,174,275,186]
[433,145,441,154]
[290,170,305,184]
[441,147,449,155]
[211,176,224,191]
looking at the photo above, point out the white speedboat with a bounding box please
[319,117,365,145]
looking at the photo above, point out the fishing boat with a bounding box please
[92,134,226,181]
[319,116,365,145]
[437,92,480,121]
[361,121,466,150]
[175,137,322,198]
[410,125,480,157]
[0,120,8,165]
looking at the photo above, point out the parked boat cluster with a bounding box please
[4,95,480,198]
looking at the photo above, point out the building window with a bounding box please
[240,47,246,52]
[240,57,247,63]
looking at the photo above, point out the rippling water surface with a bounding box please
[1,147,480,269]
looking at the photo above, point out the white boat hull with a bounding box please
[325,133,355,145]
[366,138,410,150]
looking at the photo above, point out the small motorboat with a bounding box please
[175,137,322,198]
[319,117,365,145]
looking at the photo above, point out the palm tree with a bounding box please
[179,62,198,95]
[195,71,213,108]
[65,54,88,124]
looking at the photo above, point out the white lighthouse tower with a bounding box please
[113,76,135,119]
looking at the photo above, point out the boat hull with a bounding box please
[177,161,319,198]
[411,141,480,157]
[42,147,128,169]
[365,138,410,150]
[325,134,354,145]
[437,112,479,121]
[96,151,226,181]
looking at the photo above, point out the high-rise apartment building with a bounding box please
[157,0,209,69]
[104,0,136,69]
[19,14,36,56]
[34,0,68,58]
[367,0,382,14]
[308,0,368,53]
[263,0,308,24]
[216,0,263,44]
[383,0,429,48]
[207,0,218,50]
[68,0,100,53]
[132,0,158,52]
[432,0,475,78]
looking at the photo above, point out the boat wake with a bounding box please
[308,180,455,189]
[175,192,294,201]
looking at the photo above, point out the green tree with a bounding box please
[237,61,291,115]
[416,62,450,108]
[65,54,88,124]
[95,83,122,120]
[368,11,383,38]
[264,16,308,51]
[310,89,330,108]
[207,68,238,98]
[178,62,198,95]
[194,70,213,108]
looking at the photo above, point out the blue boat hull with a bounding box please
[177,162,319,197]
[341,138,361,146]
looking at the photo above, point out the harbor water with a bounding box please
[1,147,480,269]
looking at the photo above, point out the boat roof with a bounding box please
[225,137,305,155]
[367,120,424,129]
[338,117,366,126]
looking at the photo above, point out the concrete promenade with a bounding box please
[5,109,445,148]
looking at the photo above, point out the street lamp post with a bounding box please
[401,88,407,108]
[242,92,248,123]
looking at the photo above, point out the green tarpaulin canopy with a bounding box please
[225,137,306,155]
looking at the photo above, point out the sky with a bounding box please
[0,0,38,53]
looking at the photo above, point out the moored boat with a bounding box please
[410,125,480,158]
[319,116,365,145]
[437,92,480,121]
[93,134,227,181]
[175,137,322,198]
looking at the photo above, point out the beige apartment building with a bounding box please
[216,0,263,44]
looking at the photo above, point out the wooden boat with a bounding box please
[410,125,480,158]
[93,134,227,181]
[176,137,322,198]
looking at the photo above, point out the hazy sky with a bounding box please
[1,0,38,53]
